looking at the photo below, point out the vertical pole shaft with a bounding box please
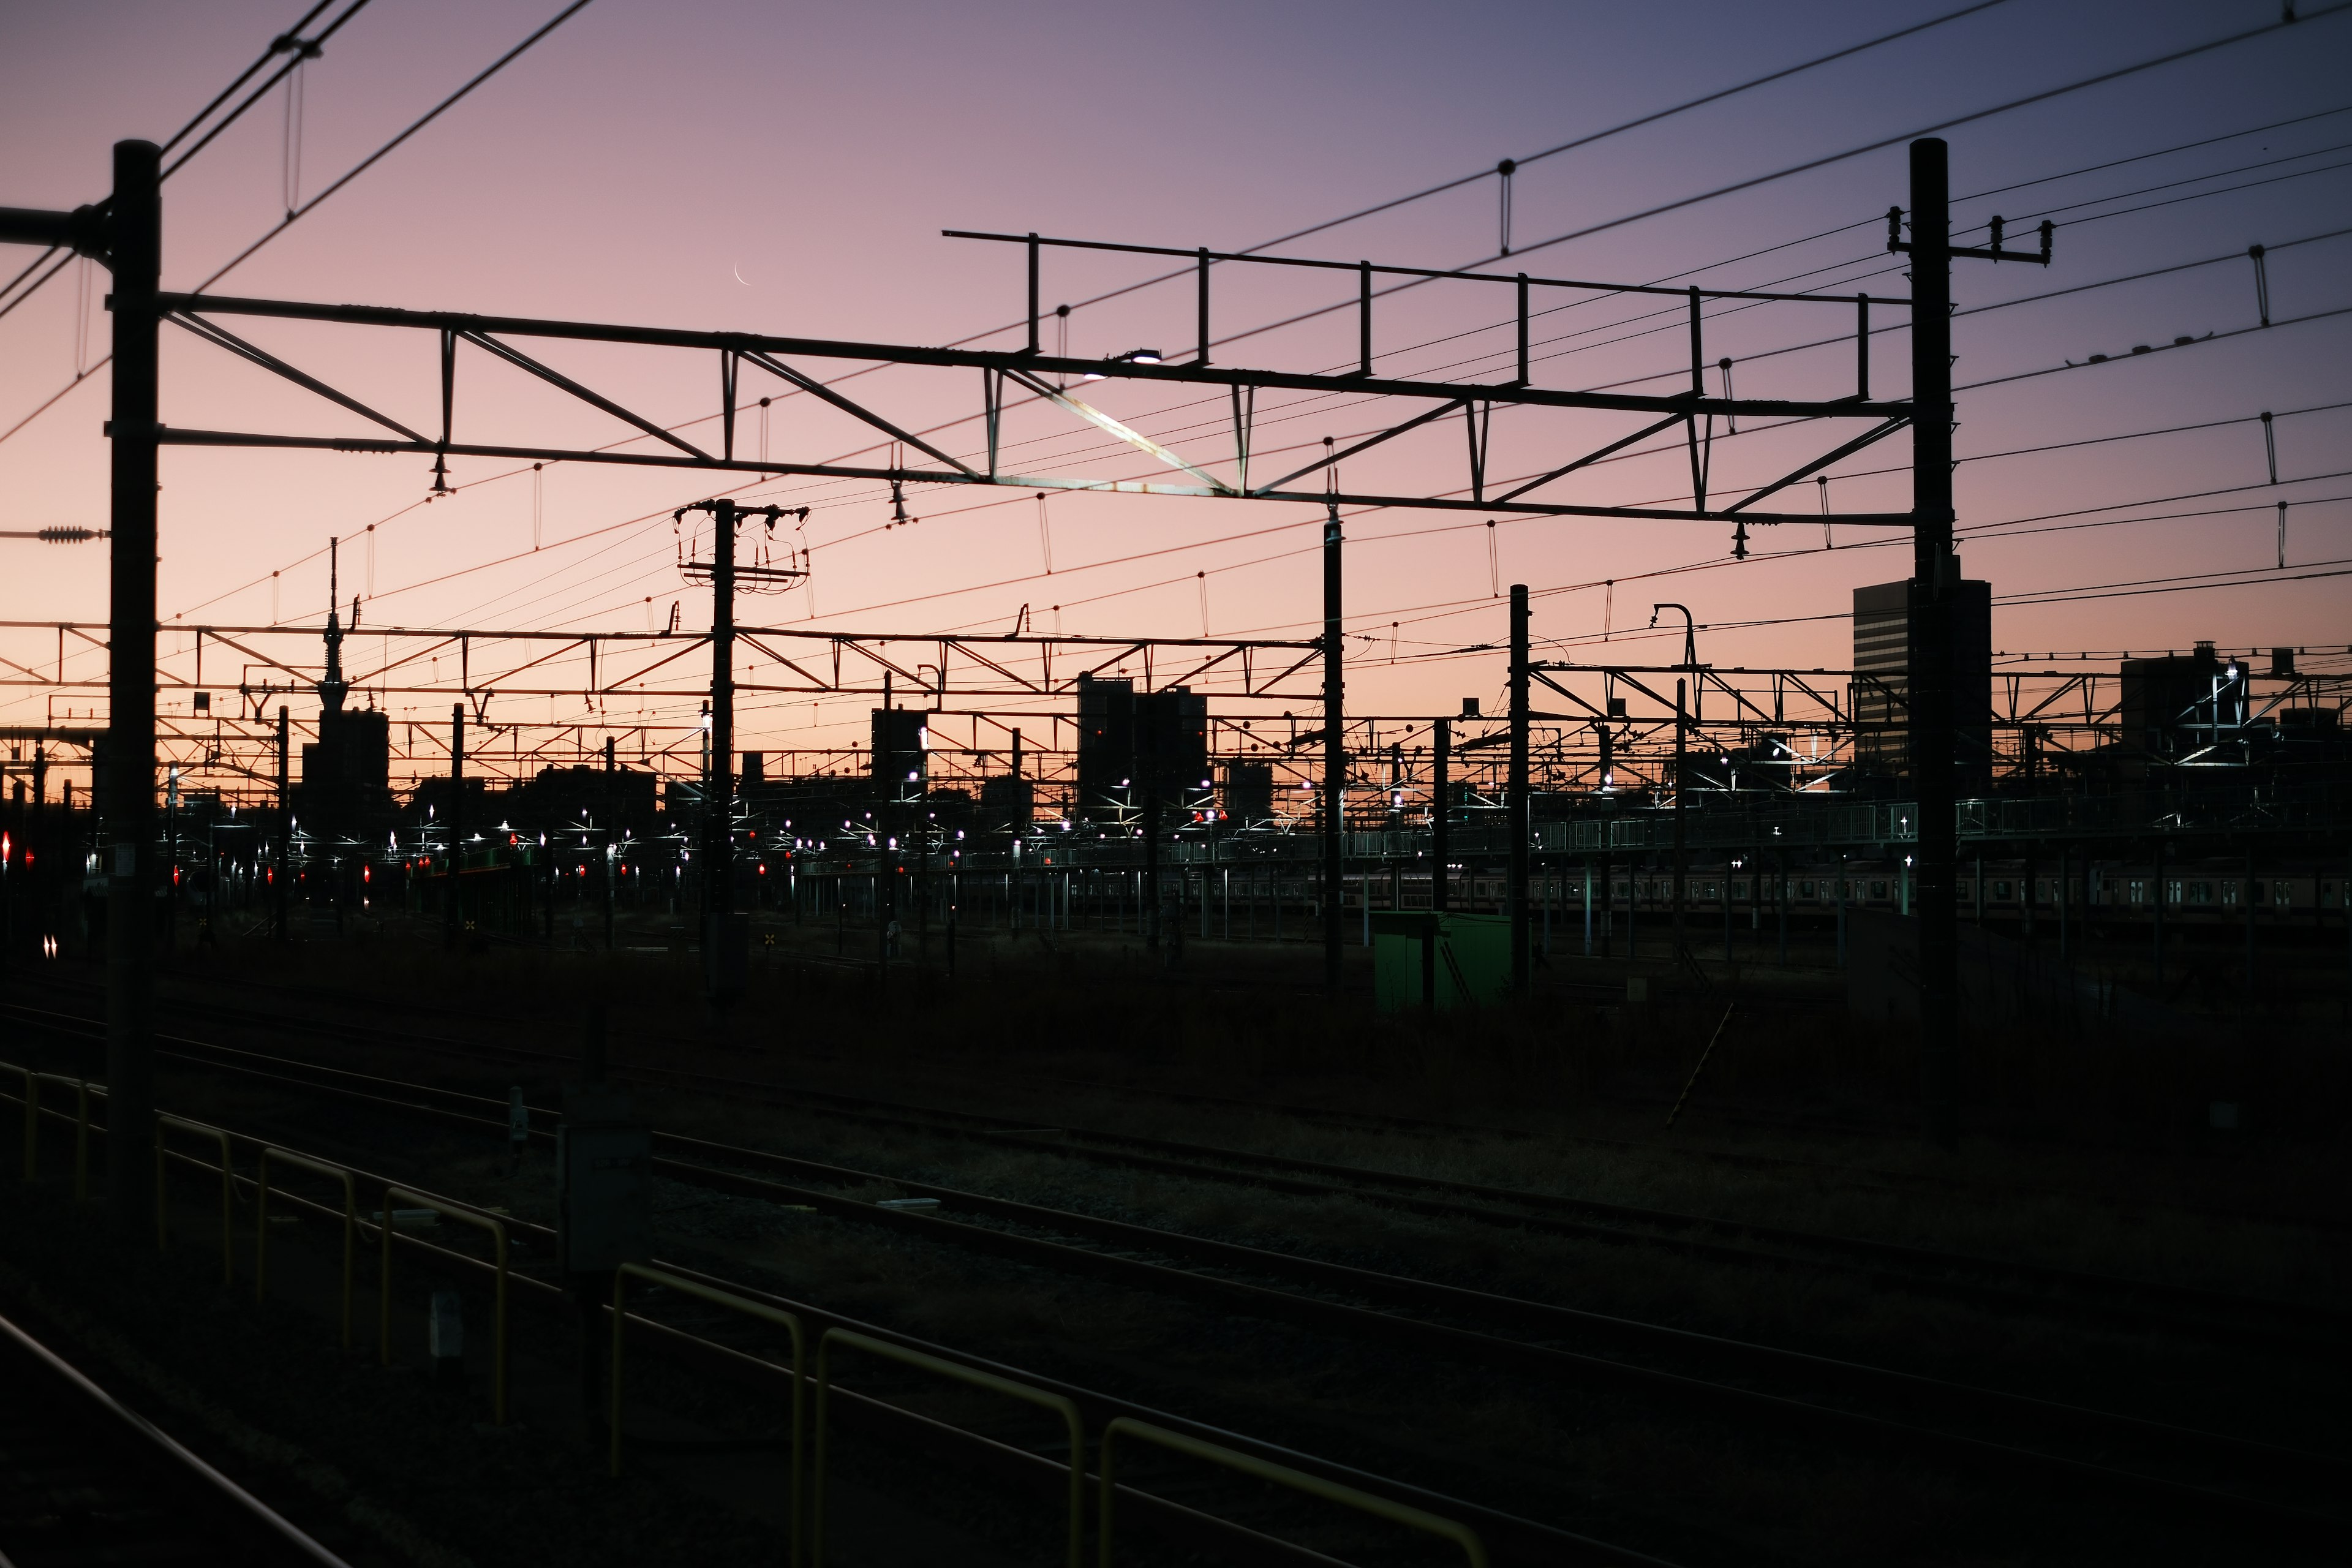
[1026,233,1039,356]
[2058,842,2070,964]
[104,139,162,1223]
[603,736,617,951]
[1357,262,1372,377]
[1431,719,1450,914]
[1856,293,1871,400]
[1600,853,1611,959]
[446,704,464,949]
[1909,137,1961,1147]
[2244,847,2256,998]
[1324,505,1345,996]
[1778,855,1789,965]
[1836,851,1847,967]
[708,502,737,1004]
[274,707,290,943]
[1196,248,1211,367]
[1672,679,1687,965]
[2152,838,2166,987]
[1507,584,1530,996]
[1516,274,1530,383]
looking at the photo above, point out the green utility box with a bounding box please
[1370,911,1512,1012]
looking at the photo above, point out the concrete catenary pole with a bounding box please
[1908,138,1962,1147]
[1508,584,1531,995]
[1322,501,1345,997]
[104,139,162,1224]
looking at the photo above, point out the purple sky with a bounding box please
[2,0,2346,780]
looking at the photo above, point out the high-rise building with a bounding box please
[1074,673,1208,820]
[1851,574,1991,788]
[869,707,930,802]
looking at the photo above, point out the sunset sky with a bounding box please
[2,0,2346,790]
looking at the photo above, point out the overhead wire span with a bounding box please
[190,0,599,295]
[148,41,2352,650]
[160,1,373,179]
[167,97,2352,617]
[157,0,347,159]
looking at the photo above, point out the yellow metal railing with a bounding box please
[380,1186,509,1425]
[27,1071,95,1199]
[154,1113,236,1285]
[610,1265,804,1563]
[1097,1417,1489,1568]
[813,1328,1083,1568]
[2,1061,33,1182]
[258,1147,357,1348]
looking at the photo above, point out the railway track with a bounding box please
[1031,1074,2352,1238]
[0,1049,1676,1567]
[37,965,2339,1238]
[0,1305,352,1568]
[12,987,2329,1346]
[12,1001,2340,1545]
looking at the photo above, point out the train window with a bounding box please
[1702,882,1717,900]
[2192,882,2215,905]
[1612,881,1628,900]
[1731,880,1749,901]
[2273,881,2292,907]
[1993,880,2012,900]
[1869,880,1888,900]
[1798,880,1816,899]
[2127,880,2146,905]
[2167,880,2184,904]
[2324,882,2339,908]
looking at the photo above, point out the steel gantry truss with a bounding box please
[144,254,1913,527]
[6,127,2079,1200]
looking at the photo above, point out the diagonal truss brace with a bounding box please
[999,367,1229,492]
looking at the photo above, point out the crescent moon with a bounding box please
[733,262,750,286]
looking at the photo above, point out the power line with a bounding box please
[190,0,598,295]
[159,1,375,178]
[149,36,2352,644]
[1135,5,2352,369]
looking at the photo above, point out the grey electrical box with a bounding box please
[557,1094,651,1273]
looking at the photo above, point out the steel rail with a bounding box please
[9,986,2329,1339]
[16,989,2319,1340]
[47,967,2352,1237]
[17,1008,2332,1533]
[74,1074,1666,1568]
[635,1077,2347,1349]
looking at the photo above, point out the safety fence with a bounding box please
[2,1060,1506,1568]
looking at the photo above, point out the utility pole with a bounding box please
[1322,502,1345,997]
[1430,718,1450,916]
[674,499,804,1010]
[274,707,290,943]
[1507,584,1531,996]
[1672,679,1688,967]
[1143,713,1162,954]
[616,733,625,949]
[1889,137,2052,1146]
[91,141,164,1223]
[708,497,739,1008]
[445,703,464,951]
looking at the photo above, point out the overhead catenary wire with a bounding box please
[189,0,598,295]
[87,10,2352,742]
[135,91,2352,619]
